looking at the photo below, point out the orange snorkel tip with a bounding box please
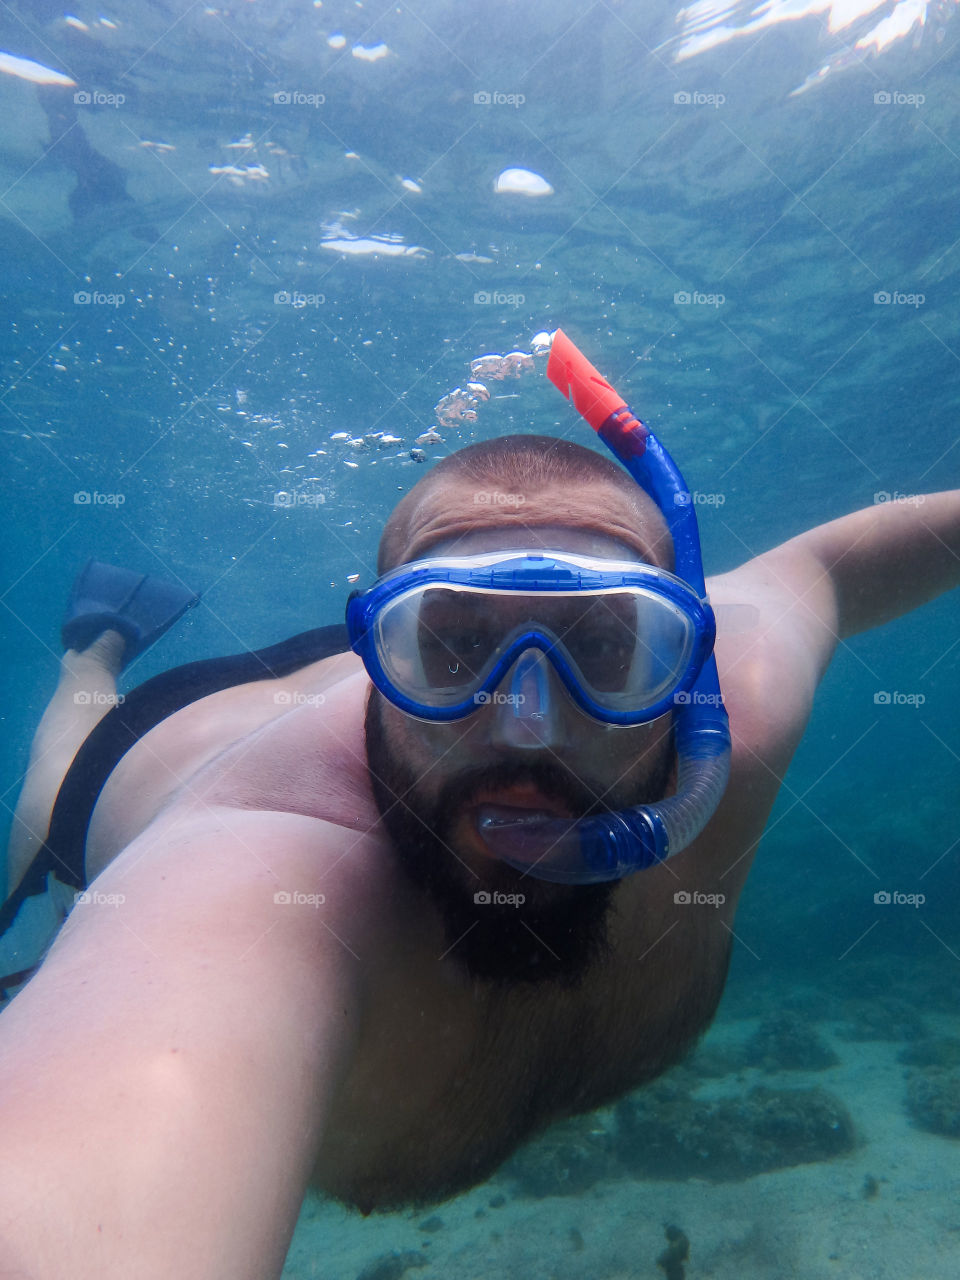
[546,329,647,458]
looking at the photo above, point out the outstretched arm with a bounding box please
[705,488,959,836]
[0,805,371,1280]
[783,489,960,639]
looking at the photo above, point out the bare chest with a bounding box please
[310,872,732,1213]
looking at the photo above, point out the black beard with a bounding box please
[363,693,674,989]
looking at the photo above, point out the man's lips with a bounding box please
[468,785,573,821]
[461,787,577,866]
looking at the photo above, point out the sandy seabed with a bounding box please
[283,996,960,1280]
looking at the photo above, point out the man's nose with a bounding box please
[487,648,566,751]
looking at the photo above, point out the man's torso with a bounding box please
[76,569,807,1211]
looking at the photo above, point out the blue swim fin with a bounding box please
[61,559,200,667]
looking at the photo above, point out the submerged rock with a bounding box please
[905,1068,960,1138]
[355,1249,429,1280]
[615,1083,856,1180]
[500,1114,618,1198]
[899,1038,960,1069]
[744,1012,840,1072]
[836,996,926,1043]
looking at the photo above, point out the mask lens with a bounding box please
[548,592,636,692]
[374,580,697,715]
[376,586,501,705]
[546,589,695,708]
[417,589,496,687]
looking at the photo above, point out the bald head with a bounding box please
[378,435,674,573]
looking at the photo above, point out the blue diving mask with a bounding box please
[346,548,716,726]
[348,329,732,884]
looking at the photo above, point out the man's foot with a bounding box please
[61,560,200,670]
[62,627,127,679]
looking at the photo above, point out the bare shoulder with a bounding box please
[89,654,374,876]
[184,667,378,831]
[707,541,840,783]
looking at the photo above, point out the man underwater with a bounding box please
[1,333,958,1278]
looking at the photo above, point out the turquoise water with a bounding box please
[1,0,959,1274]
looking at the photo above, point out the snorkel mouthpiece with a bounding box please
[477,329,732,883]
[478,804,667,884]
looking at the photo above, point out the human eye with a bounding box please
[418,600,494,683]
[559,597,635,689]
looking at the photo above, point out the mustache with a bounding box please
[437,758,605,820]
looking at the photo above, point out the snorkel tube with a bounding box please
[477,330,732,884]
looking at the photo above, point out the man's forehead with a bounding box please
[398,477,664,565]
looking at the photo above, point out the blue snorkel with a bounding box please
[475,330,732,883]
